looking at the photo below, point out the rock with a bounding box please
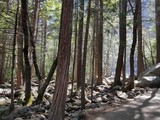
[44,92,52,102]
[127,91,135,99]
[137,63,160,87]
[15,117,24,120]
[73,100,81,106]
[15,89,23,98]
[116,91,128,99]
[137,76,160,87]
[37,114,46,120]
[95,97,102,103]
[0,83,11,88]
[31,105,45,113]
[112,86,122,91]
[0,97,10,105]
[113,96,121,102]
[102,95,108,102]
[142,63,160,76]
[71,111,79,118]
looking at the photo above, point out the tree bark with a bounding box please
[10,0,19,111]
[33,57,58,105]
[81,0,91,110]
[76,0,84,89]
[17,15,23,88]
[114,0,127,86]
[71,0,78,98]
[129,0,139,90]
[48,0,73,119]
[137,0,144,76]
[21,0,32,105]
[155,0,160,63]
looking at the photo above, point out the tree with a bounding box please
[21,0,32,105]
[10,0,19,111]
[76,0,84,88]
[33,57,57,105]
[94,0,103,85]
[81,0,91,109]
[71,0,78,98]
[137,0,144,76]
[114,0,127,86]
[129,0,139,89]
[155,0,160,63]
[48,0,73,119]
[28,0,42,91]
[16,15,23,88]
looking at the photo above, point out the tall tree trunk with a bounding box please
[129,0,139,90]
[48,0,73,119]
[21,0,32,105]
[114,0,127,86]
[71,0,78,98]
[28,0,42,91]
[17,15,23,88]
[76,0,84,89]
[94,0,99,85]
[10,0,19,111]
[97,0,103,85]
[91,12,96,103]
[0,32,6,84]
[155,0,160,63]
[137,0,144,76]
[41,19,47,79]
[81,0,91,110]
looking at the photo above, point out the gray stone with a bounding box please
[137,76,160,87]
[127,91,135,99]
[102,95,108,102]
[116,91,128,99]
[137,63,160,87]
[15,117,24,120]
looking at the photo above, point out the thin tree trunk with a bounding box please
[21,0,32,105]
[137,0,144,76]
[76,0,84,89]
[71,0,78,98]
[28,0,42,92]
[33,57,58,105]
[114,0,127,86]
[81,0,91,110]
[155,0,160,63]
[41,19,47,79]
[10,0,19,111]
[129,0,139,90]
[17,15,23,88]
[91,19,96,103]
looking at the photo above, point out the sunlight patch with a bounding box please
[142,76,157,81]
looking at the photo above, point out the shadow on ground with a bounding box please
[87,88,160,120]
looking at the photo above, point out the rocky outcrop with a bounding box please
[137,63,160,87]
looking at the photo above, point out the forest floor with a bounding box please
[86,88,160,120]
[0,77,154,120]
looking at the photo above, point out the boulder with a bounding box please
[137,63,160,88]
[137,76,160,87]
[142,63,160,76]
[116,91,128,100]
